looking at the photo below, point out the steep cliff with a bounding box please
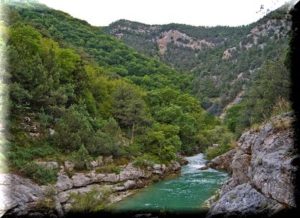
[208,113,297,216]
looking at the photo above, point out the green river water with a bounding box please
[112,153,228,212]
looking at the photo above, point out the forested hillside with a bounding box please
[105,6,291,116]
[4,2,234,185]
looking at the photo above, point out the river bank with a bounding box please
[1,152,230,217]
[1,157,186,217]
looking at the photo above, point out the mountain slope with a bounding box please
[104,6,291,115]
[4,1,236,189]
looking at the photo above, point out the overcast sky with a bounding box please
[38,0,295,27]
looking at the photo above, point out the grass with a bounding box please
[95,163,121,174]
[271,97,291,117]
[271,117,292,131]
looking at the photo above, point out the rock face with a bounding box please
[207,149,236,173]
[209,183,284,216]
[0,174,44,216]
[208,113,296,216]
[2,159,182,217]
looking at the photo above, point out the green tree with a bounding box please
[112,83,151,143]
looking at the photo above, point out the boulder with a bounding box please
[72,173,93,187]
[207,149,236,173]
[123,180,137,190]
[152,164,166,175]
[56,173,73,192]
[119,163,150,181]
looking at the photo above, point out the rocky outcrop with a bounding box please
[208,113,297,216]
[0,174,44,216]
[2,159,182,217]
[207,149,236,173]
[157,30,215,55]
[209,183,285,216]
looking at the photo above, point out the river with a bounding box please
[112,153,228,212]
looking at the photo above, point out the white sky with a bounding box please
[38,0,295,27]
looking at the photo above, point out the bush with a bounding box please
[133,153,160,168]
[21,162,58,185]
[71,145,92,171]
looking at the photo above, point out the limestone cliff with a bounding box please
[208,113,297,216]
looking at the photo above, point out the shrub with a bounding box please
[8,143,57,171]
[204,143,232,160]
[21,162,58,185]
[133,153,160,168]
[70,186,112,212]
[71,145,92,171]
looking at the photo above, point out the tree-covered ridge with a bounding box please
[8,2,191,91]
[4,2,234,184]
[105,5,291,115]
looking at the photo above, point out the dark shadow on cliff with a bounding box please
[290,0,300,213]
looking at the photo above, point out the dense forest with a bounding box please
[3,2,235,185]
